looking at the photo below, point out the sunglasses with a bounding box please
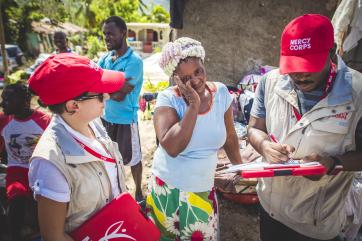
[75,94,104,102]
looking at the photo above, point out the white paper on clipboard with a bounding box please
[222,157,322,174]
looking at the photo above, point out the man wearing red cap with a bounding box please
[248,14,362,240]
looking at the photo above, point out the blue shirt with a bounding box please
[251,75,324,117]
[98,48,143,124]
[151,82,232,192]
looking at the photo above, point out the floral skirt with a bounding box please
[146,175,218,241]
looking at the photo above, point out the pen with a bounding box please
[268,134,298,164]
[269,134,279,144]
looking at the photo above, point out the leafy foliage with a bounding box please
[86,35,105,60]
[143,79,169,93]
[146,5,170,23]
[7,70,27,84]
[2,0,169,55]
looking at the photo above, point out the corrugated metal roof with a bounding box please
[127,22,170,29]
[31,19,87,34]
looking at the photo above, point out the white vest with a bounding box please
[31,117,127,232]
[257,59,362,239]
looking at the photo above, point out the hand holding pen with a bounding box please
[259,133,295,164]
[269,134,298,163]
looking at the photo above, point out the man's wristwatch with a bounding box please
[328,156,343,175]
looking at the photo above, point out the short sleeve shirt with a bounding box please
[251,74,362,143]
[29,116,120,202]
[0,110,50,168]
[98,47,143,124]
[152,82,233,192]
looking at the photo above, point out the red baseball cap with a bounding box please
[28,53,125,105]
[279,14,334,74]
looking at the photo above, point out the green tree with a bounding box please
[90,0,140,24]
[86,35,104,59]
[2,0,170,55]
[146,5,170,23]
[63,0,96,28]
[3,0,68,54]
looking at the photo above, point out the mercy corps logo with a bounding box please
[289,38,311,51]
[81,221,136,241]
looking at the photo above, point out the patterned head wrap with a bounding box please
[159,37,205,76]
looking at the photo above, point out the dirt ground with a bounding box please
[127,118,260,241]
[21,104,260,240]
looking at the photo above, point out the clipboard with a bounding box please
[223,160,326,178]
[241,163,326,178]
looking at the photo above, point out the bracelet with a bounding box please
[328,156,343,175]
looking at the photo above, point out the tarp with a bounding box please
[143,53,169,83]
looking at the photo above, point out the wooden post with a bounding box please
[0,1,9,83]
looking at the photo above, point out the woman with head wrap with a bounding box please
[146,37,242,240]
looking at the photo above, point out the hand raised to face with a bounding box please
[173,75,200,108]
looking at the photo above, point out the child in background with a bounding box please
[0,83,50,241]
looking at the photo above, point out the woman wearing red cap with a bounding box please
[27,53,128,240]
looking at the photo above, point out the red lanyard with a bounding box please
[292,106,302,121]
[292,61,337,121]
[72,136,116,164]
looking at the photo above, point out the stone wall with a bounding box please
[178,0,338,85]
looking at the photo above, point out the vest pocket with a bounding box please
[300,118,352,155]
[310,118,350,135]
[280,178,321,224]
[313,187,327,226]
